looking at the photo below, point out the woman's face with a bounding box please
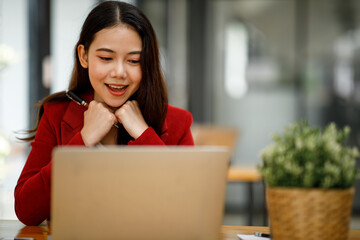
[78,24,142,108]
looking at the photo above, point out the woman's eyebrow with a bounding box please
[96,48,115,53]
[128,50,142,55]
[95,48,141,55]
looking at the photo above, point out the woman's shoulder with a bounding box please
[167,104,193,119]
[40,101,72,128]
[165,105,193,129]
[43,99,71,114]
[163,105,193,144]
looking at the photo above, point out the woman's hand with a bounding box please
[115,100,148,139]
[81,100,118,146]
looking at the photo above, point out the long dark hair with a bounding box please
[23,1,168,143]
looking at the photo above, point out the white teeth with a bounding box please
[108,84,126,90]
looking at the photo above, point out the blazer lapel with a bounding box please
[60,92,93,145]
[160,119,169,144]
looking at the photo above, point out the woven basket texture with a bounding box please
[266,187,354,240]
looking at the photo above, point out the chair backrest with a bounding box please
[191,124,239,155]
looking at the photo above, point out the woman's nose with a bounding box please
[110,61,127,79]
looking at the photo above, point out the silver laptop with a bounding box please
[51,146,230,240]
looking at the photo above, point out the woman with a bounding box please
[15,1,194,226]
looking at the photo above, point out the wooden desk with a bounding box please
[1,220,360,240]
[227,167,262,182]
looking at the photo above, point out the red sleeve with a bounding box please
[14,110,85,226]
[128,127,166,145]
[128,108,194,146]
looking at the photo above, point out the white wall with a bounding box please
[167,1,188,109]
[51,0,96,93]
[0,0,28,220]
[0,0,28,137]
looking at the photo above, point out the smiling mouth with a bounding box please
[106,84,128,92]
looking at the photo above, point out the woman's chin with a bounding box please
[105,101,125,110]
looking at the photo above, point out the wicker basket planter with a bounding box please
[266,187,354,240]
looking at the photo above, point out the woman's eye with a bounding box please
[99,57,112,61]
[129,60,140,64]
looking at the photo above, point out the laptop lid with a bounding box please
[51,146,229,240]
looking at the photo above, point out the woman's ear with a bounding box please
[77,44,88,68]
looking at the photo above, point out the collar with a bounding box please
[62,91,93,130]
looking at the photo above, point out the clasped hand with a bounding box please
[80,100,148,146]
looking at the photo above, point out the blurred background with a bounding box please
[1,0,360,228]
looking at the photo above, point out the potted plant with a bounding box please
[258,121,359,240]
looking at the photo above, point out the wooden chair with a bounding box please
[191,124,238,154]
[191,124,264,226]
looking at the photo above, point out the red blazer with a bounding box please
[15,94,194,226]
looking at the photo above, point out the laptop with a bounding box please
[51,146,230,240]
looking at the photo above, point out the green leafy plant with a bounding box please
[258,121,359,188]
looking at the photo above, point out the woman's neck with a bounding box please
[100,127,118,145]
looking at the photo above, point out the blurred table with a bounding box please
[1,220,360,239]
